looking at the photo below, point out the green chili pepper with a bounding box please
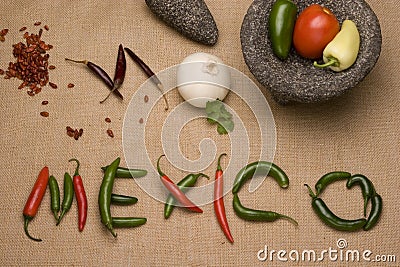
[48,175,60,221]
[164,173,209,219]
[315,171,351,196]
[346,174,376,217]
[232,161,289,194]
[232,194,298,225]
[111,193,138,206]
[364,194,382,231]
[268,0,297,60]
[101,166,147,178]
[111,217,147,228]
[99,157,120,237]
[56,172,74,226]
[305,184,366,231]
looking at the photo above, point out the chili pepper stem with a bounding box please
[216,153,227,171]
[156,155,166,177]
[65,58,89,65]
[24,216,42,242]
[100,79,124,103]
[313,58,338,68]
[194,173,209,180]
[304,184,317,198]
[69,158,80,176]
[100,91,113,103]
[156,83,169,111]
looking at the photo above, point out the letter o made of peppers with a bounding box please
[305,172,382,231]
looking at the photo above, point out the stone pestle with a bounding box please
[145,0,219,46]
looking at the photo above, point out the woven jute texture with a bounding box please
[0,0,399,266]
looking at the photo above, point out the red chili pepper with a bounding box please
[157,155,202,213]
[23,166,49,242]
[69,158,88,231]
[213,153,234,243]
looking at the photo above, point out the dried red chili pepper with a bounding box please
[69,158,88,231]
[100,44,126,103]
[124,47,169,110]
[23,166,49,242]
[157,155,202,213]
[65,58,123,100]
[213,153,234,243]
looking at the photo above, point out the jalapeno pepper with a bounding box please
[305,184,366,231]
[232,194,298,225]
[268,0,297,60]
[101,166,147,178]
[346,174,376,217]
[48,175,60,221]
[364,194,382,231]
[111,217,147,228]
[232,161,289,194]
[99,157,120,237]
[232,161,297,226]
[57,172,74,226]
[315,171,351,196]
[111,193,138,206]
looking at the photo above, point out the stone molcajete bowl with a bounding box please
[241,0,382,104]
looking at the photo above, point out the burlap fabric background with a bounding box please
[1,0,399,266]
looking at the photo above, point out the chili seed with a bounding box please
[49,82,57,89]
[0,29,9,36]
[44,25,49,31]
[67,83,75,88]
[105,117,111,123]
[34,22,41,26]
[40,111,49,117]
[19,26,27,32]
[66,127,75,137]
[0,69,4,75]
[139,118,144,124]
[107,129,114,138]
[73,129,80,140]
[66,126,83,140]
[144,95,149,103]
[41,100,48,105]
[49,65,56,70]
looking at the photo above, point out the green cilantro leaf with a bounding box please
[205,99,234,135]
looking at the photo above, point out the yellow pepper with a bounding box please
[313,20,360,72]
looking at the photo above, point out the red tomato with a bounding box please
[293,4,340,59]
